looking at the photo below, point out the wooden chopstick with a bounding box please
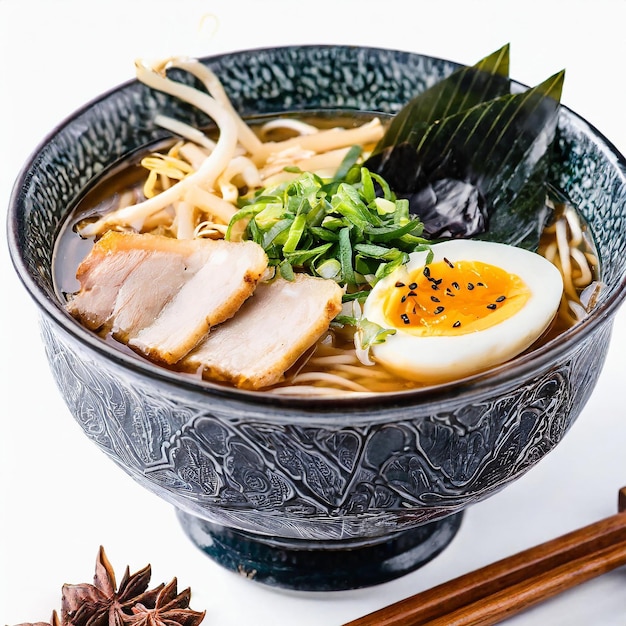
[344,487,626,626]
[414,539,626,626]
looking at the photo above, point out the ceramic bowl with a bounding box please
[7,45,626,591]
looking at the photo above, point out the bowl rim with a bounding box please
[7,43,626,411]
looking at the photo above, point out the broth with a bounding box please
[54,115,601,395]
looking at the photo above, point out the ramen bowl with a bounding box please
[7,45,626,591]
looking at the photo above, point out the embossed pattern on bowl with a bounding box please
[8,45,626,590]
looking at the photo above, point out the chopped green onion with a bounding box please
[279,259,295,280]
[374,197,396,215]
[334,145,363,180]
[338,227,356,286]
[316,258,342,280]
[228,166,430,294]
[283,213,307,253]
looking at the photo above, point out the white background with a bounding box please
[1,1,625,624]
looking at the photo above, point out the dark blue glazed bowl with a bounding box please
[7,45,626,591]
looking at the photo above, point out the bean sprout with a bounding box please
[78,56,384,241]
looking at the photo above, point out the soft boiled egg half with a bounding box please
[362,239,564,384]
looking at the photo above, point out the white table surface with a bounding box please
[1,1,625,624]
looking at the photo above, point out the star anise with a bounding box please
[60,546,164,626]
[13,547,205,626]
[126,578,205,626]
[57,546,204,626]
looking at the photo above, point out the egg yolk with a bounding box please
[383,258,531,336]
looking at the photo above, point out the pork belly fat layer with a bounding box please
[66,231,268,363]
[65,247,149,331]
[185,274,343,390]
[129,240,267,363]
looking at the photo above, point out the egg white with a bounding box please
[363,239,564,384]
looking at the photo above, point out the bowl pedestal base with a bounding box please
[176,509,464,591]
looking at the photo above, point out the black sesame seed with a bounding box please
[496,295,506,302]
[407,291,417,298]
[423,267,430,277]
[444,257,455,268]
[431,284,439,291]
[434,306,445,314]
[401,295,407,303]
[453,320,461,328]
[445,288,455,297]
[477,282,485,287]
[452,281,460,290]
[487,303,497,310]
[395,281,405,288]
[433,278,443,285]
[401,313,410,324]
[409,282,418,290]
[467,283,475,290]
[431,296,440,303]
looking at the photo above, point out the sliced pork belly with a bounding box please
[65,247,147,331]
[67,232,191,332]
[66,231,268,363]
[184,274,343,390]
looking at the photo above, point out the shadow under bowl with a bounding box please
[7,45,626,591]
